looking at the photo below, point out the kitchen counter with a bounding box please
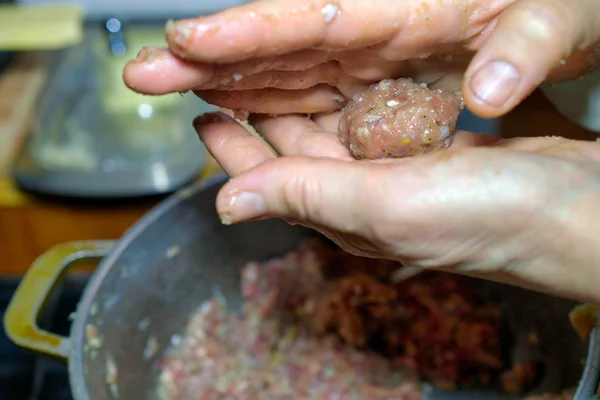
[0,51,224,276]
[0,154,223,276]
[1,77,597,276]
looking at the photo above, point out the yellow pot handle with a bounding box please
[3,240,115,360]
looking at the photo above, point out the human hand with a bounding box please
[124,0,600,119]
[194,110,600,305]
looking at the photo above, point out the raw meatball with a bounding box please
[338,78,464,160]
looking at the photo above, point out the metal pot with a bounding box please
[5,174,600,400]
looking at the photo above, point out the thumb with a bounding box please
[215,157,392,234]
[463,0,600,119]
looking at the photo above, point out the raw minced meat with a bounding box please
[157,241,421,400]
[156,240,581,399]
[338,78,463,160]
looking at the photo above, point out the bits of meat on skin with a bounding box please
[232,109,250,121]
[321,3,340,23]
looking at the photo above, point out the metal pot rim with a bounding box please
[68,173,229,400]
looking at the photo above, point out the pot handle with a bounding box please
[3,240,115,360]
[574,305,600,400]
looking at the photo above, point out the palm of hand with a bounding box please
[199,111,600,303]
[203,110,591,264]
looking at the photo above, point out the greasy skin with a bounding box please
[193,111,600,306]
[339,78,463,159]
[124,0,600,119]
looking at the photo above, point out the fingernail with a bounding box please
[135,47,158,63]
[218,191,266,225]
[192,112,236,131]
[469,60,521,107]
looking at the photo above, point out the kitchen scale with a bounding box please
[12,20,213,198]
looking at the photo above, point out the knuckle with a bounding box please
[510,0,573,52]
[281,171,320,221]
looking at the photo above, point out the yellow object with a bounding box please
[0,4,84,50]
[0,179,33,206]
[3,241,114,360]
[570,304,600,340]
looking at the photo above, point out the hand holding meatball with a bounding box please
[122,0,600,310]
[124,0,600,119]
[193,111,600,308]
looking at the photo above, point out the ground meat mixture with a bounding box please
[158,241,421,400]
[338,78,464,160]
[157,240,580,399]
[301,272,506,391]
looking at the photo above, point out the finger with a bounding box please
[215,49,332,76]
[336,51,407,81]
[250,114,353,159]
[125,46,336,94]
[193,112,276,177]
[312,111,341,132]
[426,72,464,93]
[212,133,498,234]
[405,55,470,90]
[201,62,359,91]
[215,157,388,231]
[464,0,600,118]
[165,0,400,62]
[123,46,214,95]
[451,131,501,148]
[164,0,470,63]
[195,84,346,114]
[545,44,600,82]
